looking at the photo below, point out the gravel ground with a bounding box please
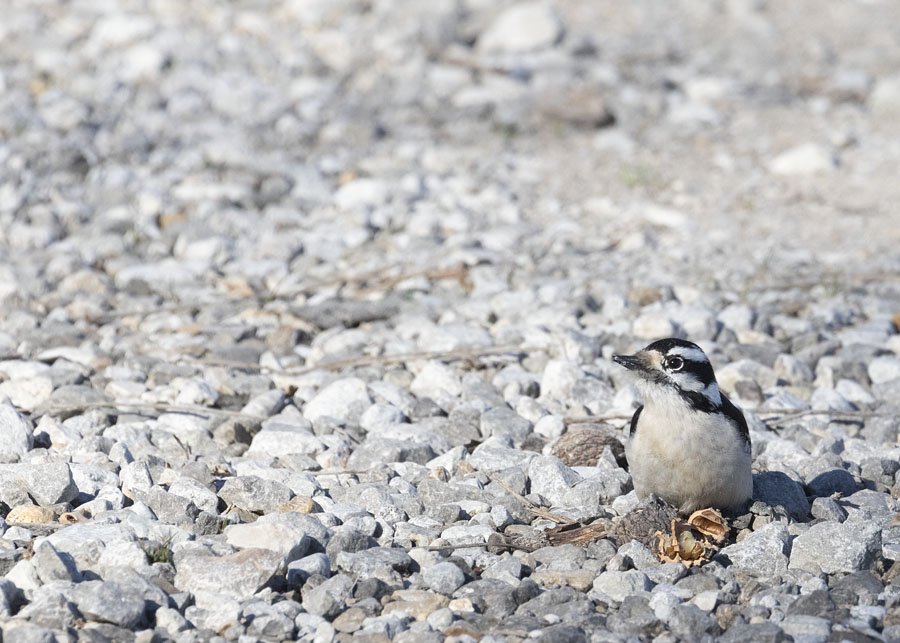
[2,1,900,641]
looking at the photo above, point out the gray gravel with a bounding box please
[1,0,900,641]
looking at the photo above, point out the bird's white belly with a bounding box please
[625,398,752,513]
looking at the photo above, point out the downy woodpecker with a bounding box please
[613,338,752,514]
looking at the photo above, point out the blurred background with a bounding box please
[0,0,899,327]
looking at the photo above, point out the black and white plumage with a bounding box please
[613,338,751,514]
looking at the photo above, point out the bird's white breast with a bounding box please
[625,388,752,513]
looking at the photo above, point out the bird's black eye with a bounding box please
[666,356,684,371]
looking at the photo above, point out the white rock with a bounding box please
[649,589,684,620]
[121,43,165,82]
[774,354,814,385]
[789,521,880,574]
[870,74,900,120]
[334,179,389,210]
[247,424,327,458]
[539,360,582,401]
[410,362,463,399]
[224,514,321,564]
[106,380,148,400]
[592,570,653,602]
[632,313,677,340]
[167,477,219,513]
[359,404,406,432]
[641,203,688,228]
[769,143,836,176]
[809,388,854,412]
[527,455,581,506]
[98,541,151,570]
[173,378,219,406]
[534,415,565,440]
[717,522,791,575]
[611,490,640,516]
[0,403,34,459]
[302,378,372,423]
[478,2,563,53]
[835,379,874,405]
[868,355,900,384]
[0,376,53,410]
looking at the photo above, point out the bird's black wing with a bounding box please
[629,404,644,437]
[719,393,750,448]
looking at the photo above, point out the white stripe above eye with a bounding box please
[667,346,707,362]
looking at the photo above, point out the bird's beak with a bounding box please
[613,352,651,374]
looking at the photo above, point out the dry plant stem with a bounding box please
[353,263,471,296]
[41,401,269,423]
[179,344,530,376]
[547,523,607,545]
[486,473,577,526]
[421,542,492,552]
[566,408,899,426]
[7,522,68,533]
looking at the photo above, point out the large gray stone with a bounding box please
[19,463,78,506]
[716,522,791,575]
[753,471,810,520]
[66,580,147,629]
[217,475,292,513]
[0,403,34,460]
[302,573,354,619]
[40,523,138,568]
[174,548,283,599]
[423,561,466,595]
[789,521,880,574]
[167,476,219,513]
[225,512,330,563]
[335,546,413,577]
[32,542,82,584]
[592,570,654,602]
[303,377,372,423]
[246,421,326,457]
[528,455,581,506]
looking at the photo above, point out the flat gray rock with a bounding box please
[789,521,881,574]
[174,548,283,599]
[66,580,147,629]
[716,522,791,575]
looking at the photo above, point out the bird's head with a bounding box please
[613,338,722,409]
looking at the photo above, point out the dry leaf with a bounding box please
[655,519,710,567]
[688,508,728,542]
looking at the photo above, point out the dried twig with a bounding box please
[547,523,608,546]
[178,344,531,376]
[354,263,471,296]
[420,542,491,552]
[566,407,900,427]
[487,474,576,526]
[40,401,268,423]
[7,521,69,533]
[312,469,380,477]
[752,408,897,420]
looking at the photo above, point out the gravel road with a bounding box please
[1,1,900,641]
